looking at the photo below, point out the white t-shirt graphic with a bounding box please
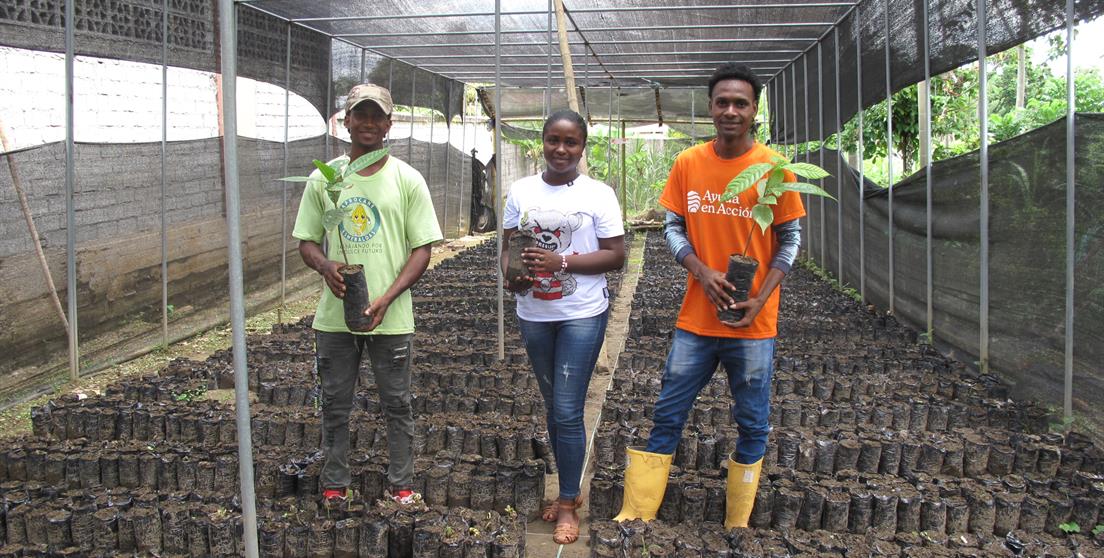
[503,173,624,322]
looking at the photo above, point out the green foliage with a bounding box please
[1059,521,1080,534]
[721,156,835,233]
[173,387,206,403]
[165,304,176,318]
[830,37,1104,185]
[1093,524,1104,536]
[280,148,390,227]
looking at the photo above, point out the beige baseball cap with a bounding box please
[345,83,393,116]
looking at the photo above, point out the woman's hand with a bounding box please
[504,273,533,293]
[522,247,562,274]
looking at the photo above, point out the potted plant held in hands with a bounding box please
[281,148,389,331]
[716,156,835,322]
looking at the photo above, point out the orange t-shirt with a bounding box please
[658,142,806,339]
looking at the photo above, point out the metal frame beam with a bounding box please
[357,38,820,48]
[335,21,835,39]
[277,3,860,23]
[391,51,805,59]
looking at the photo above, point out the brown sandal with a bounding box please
[540,499,559,523]
[552,497,582,545]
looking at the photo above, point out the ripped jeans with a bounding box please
[645,329,775,465]
[518,309,608,500]
[315,331,414,491]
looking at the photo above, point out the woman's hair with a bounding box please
[542,109,588,143]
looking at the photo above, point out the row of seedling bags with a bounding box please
[33,396,549,448]
[592,419,1101,481]
[585,518,1098,558]
[0,484,525,557]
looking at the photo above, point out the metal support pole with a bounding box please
[457,97,468,237]
[690,89,696,143]
[360,49,366,82]
[606,84,614,182]
[791,65,797,162]
[620,119,627,221]
[444,83,452,238]
[326,50,332,159]
[1063,0,1075,418]
[217,1,259,555]
[495,0,504,361]
[923,0,933,336]
[160,0,169,346]
[409,65,416,163]
[546,0,553,116]
[65,0,79,381]
[282,23,291,319]
[818,42,825,269]
[885,0,895,314]
[977,0,989,373]
[781,70,787,157]
[428,75,437,230]
[387,61,394,146]
[856,13,865,302]
[802,56,810,257]
[835,29,843,283]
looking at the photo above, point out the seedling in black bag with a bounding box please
[281,148,389,331]
[717,156,835,322]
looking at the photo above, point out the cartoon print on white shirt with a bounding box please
[522,208,582,300]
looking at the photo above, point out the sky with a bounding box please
[1030,15,1104,75]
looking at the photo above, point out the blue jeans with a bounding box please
[518,310,609,500]
[645,329,775,465]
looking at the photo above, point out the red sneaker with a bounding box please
[322,488,348,503]
[390,488,419,505]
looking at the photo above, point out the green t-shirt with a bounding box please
[292,155,443,335]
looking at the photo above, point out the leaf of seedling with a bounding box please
[277,176,313,182]
[752,204,774,233]
[783,182,837,200]
[785,162,831,179]
[1059,521,1080,534]
[758,194,778,205]
[312,159,338,183]
[322,208,348,231]
[721,162,774,202]
[1093,524,1104,536]
[342,147,390,179]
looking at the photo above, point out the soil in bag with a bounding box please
[341,264,373,331]
[717,254,758,322]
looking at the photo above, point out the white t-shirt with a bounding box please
[503,173,625,322]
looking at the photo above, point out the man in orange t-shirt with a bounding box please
[615,63,805,529]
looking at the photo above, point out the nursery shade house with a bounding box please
[1,0,1104,556]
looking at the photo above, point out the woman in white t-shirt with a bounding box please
[501,109,626,545]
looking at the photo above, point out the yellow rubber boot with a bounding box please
[724,456,763,529]
[612,447,673,522]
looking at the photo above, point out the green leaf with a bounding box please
[758,194,778,205]
[1059,522,1080,534]
[752,204,774,233]
[721,162,774,202]
[313,160,338,183]
[342,147,390,179]
[1093,524,1104,536]
[783,182,837,200]
[784,162,831,179]
[277,176,313,182]
[322,208,347,231]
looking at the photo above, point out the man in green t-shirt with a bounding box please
[292,83,443,505]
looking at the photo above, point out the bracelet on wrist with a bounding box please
[560,254,568,273]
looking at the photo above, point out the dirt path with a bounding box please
[524,232,647,556]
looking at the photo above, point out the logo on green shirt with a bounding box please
[339,197,381,243]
